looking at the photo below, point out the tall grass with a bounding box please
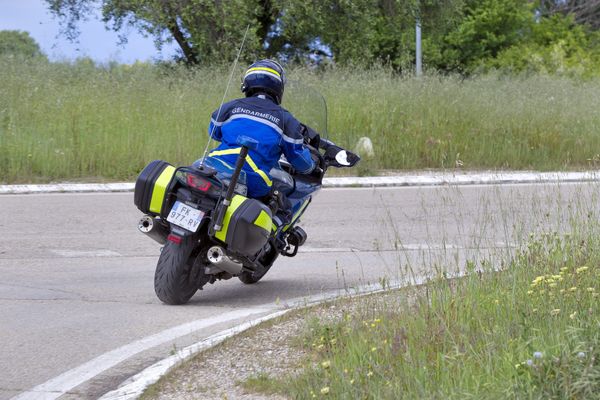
[253,230,599,399]
[3,57,600,182]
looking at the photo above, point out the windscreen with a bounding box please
[282,80,328,140]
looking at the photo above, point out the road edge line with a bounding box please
[10,307,274,400]
[1,171,599,194]
[99,276,433,400]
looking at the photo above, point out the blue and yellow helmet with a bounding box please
[241,59,286,105]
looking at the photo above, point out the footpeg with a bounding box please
[282,226,307,257]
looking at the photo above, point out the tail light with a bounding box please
[176,171,221,197]
[186,174,212,192]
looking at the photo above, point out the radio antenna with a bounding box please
[200,25,250,165]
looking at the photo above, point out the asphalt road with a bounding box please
[1,182,599,399]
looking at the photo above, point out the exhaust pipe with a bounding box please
[206,246,243,275]
[138,215,169,245]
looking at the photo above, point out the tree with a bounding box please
[539,0,600,30]
[490,13,600,77]
[275,0,465,70]
[46,0,465,70]
[0,30,46,59]
[442,0,533,72]
[46,0,280,64]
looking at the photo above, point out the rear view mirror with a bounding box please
[325,146,360,168]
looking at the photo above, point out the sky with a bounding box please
[0,0,178,63]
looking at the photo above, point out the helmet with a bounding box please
[241,59,286,105]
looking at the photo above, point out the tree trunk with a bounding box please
[167,17,199,64]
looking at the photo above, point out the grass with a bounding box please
[244,230,599,399]
[3,57,600,183]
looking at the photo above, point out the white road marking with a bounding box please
[99,275,438,400]
[1,171,599,194]
[11,308,272,400]
[300,243,517,253]
[98,310,290,400]
[50,249,122,258]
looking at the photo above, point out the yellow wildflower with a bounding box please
[367,371,374,377]
[552,274,562,280]
[533,275,545,284]
[550,309,561,316]
[576,266,589,274]
[320,387,330,395]
[321,361,331,369]
[371,347,378,352]
[569,311,577,320]
[587,287,595,292]
[527,290,534,295]
[350,379,355,385]
[569,287,577,292]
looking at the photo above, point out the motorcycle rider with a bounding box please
[206,59,317,220]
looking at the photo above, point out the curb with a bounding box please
[99,276,433,400]
[1,171,598,194]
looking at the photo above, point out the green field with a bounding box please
[2,57,600,183]
[244,230,600,399]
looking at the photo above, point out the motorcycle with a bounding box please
[133,84,360,305]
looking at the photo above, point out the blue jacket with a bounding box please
[208,94,315,197]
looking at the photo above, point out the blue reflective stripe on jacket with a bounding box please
[207,95,315,197]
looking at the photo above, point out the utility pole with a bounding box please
[415,1,422,78]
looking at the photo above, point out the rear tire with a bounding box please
[154,237,199,305]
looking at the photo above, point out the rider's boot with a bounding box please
[267,190,292,227]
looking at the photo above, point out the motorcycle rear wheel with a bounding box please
[154,238,200,305]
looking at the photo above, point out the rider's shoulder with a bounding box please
[280,107,301,124]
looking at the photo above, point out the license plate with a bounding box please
[166,201,204,232]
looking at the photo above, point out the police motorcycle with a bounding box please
[133,84,360,305]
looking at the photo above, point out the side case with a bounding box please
[214,195,273,257]
[134,160,176,216]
